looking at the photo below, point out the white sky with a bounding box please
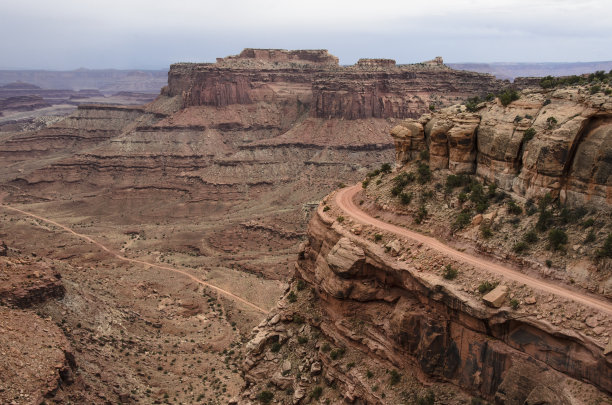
[1,0,611,69]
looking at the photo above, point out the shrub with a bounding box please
[296,279,306,291]
[366,370,374,378]
[399,192,413,205]
[585,230,596,244]
[338,182,346,188]
[270,342,282,353]
[393,172,415,187]
[498,89,520,106]
[513,241,529,254]
[536,210,553,232]
[478,281,497,294]
[548,228,568,250]
[446,173,472,190]
[321,343,331,352]
[453,211,472,231]
[362,179,369,189]
[311,386,323,400]
[336,216,345,223]
[367,169,381,178]
[414,204,428,224]
[545,259,553,268]
[297,335,308,344]
[330,348,345,360]
[546,116,558,129]
[524,230,538,243]
[374,233,383,242]
[582,218,595,228]
[419,149,430,161]
[390,184,404,196]
[465,96,482,112]
[458,192,468,203]
[597,234,612,258]
[323,205,330,212]
[590,84,602,94]
[257,390,274,404]
[510,299,519,310]
[287,291,297,303]
[380,163,392,174]
[523,127,536,142]
[481,225,493,239]
[429,104,436,111]
[389,369,402,385]
[507,200,522,215]
[442,264,458,280]
[543,99,551,106]
[417,163,432,184]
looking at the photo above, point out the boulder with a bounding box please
[483,285,509,308]
[326,237,365,277]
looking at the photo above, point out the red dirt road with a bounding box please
[1,204,268,314]
[336,185,612,315]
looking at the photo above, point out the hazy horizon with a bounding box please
[2,0,611,70]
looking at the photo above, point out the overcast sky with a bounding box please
[1,0,611,69]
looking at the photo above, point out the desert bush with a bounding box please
[478,281,498,294]
[524,230,538,243]
[546,116,558,129]
[585,230,596,244]
[399,192,413,205]
[507,200,522,215]
[597,234,612,258]
[498,89,520,106]
[536,210,553,232]
[374,233,382,242]
[311,386,323,400]
[582,218,595,228]
[442,264,458,280]
[416,390,435,405]
[414,204,428,224]
[446,173,472,190]
[548,228,568,250]
[336,216,344,223]
[389,370,402,385]
[510,299,519,310]
[417,163,432,184]
[270,342,282,353]
[362,179,369,188]
[523,127,536,142]
[465,96,482,112]
[380,163,392,174]
[257,391,274,404]
[330,347,345,360]
[287,291,297,303]
[513,241,529,254]
[481,225,493,239]
[453,211,472,231]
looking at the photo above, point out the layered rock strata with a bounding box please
[391,87,612,207]
[241,203,612,404]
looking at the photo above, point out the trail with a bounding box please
[335,185,612,315]
[1,204,268,314]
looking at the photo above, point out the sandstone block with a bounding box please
[326,237,365,277]
[483,285,508,308]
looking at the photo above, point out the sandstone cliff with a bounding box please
[239,201,612,404]
[391,86,612,207]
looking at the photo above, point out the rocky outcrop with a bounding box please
[0,307,75,405]
[391,86,612,207]
[241,206,612,403]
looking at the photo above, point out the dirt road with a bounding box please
[1,204,268,314]
[335,185,612,315]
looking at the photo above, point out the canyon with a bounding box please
[0,48,610,404]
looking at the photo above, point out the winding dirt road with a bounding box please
[1,204,268,314]
[336,185,612,315]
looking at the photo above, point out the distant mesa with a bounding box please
[218,48,340,66]
[0,81,42,90]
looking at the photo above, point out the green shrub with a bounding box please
[446,173,472,190]
[523,127,536,142]
[419,149,430,161]
[366,370,373,378]
[536,210,553,232]
[458,192,468,203]
[590,84,602,94]
[399,192,413,205]
[338,182,346,188]
[429,104,436,111]
[336,216,345,223]
[257,391,274,404]
[389,369,402,385]
[311,386,323,400]
[297,335,308,344]
[597,234,612,258]
[362,179,369,188]
[510,299,519,309]
[548,228,568,250]
[546,116,558,129]
[374,233,383,242]
[513,241,529,254]
[367,169,381,178]
[390,184,404,196]
[585,230,596,244]
[296,279,306,291]
[414,204,428,224]
[545,259,552,268]
[442,264,458,280]
[507,200,523,215]
[481,226,493,239]
[321,343,331,352]
[478,281,497,294]
[323,205,330,212]
[270,342,282,353]
[393,171,415,187]
[329,348,345,360]
[380,163,392,174]
[417,163,432,184]
[453,211,472,231]
[465,96,482,112]
[498,89,520,106]
[582,218,595,228]
[524,230,538,243]
[287,291,297,303]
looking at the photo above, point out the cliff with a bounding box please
[391,86,612,207]
[239,197,612,404]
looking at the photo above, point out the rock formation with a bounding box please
[391,86,612,207]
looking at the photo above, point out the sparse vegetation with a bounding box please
[416,390,435,405]
[510,298,519,310]
[548,228,568,250]
[336,216,345,223]
[546,116,558,129]
[414,204,428,224]
[513,241,529,254]
[311,386,323,400]
[380,163,392,174]
[257,390,274,404]
[597,234,612,258]
[442,264,458,280]
[498,89,520,106]
[453,210,472,231]
[374,233,383,242]
[524,230,538,243]
[389,369,402,385]
[523,127,536,143]
[478,281,498,294]
[417,163,432,184]
[507,200,522,215]
[287,291,297,303]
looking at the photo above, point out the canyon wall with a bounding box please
[240,205,611,404]
[391,87,612,207]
